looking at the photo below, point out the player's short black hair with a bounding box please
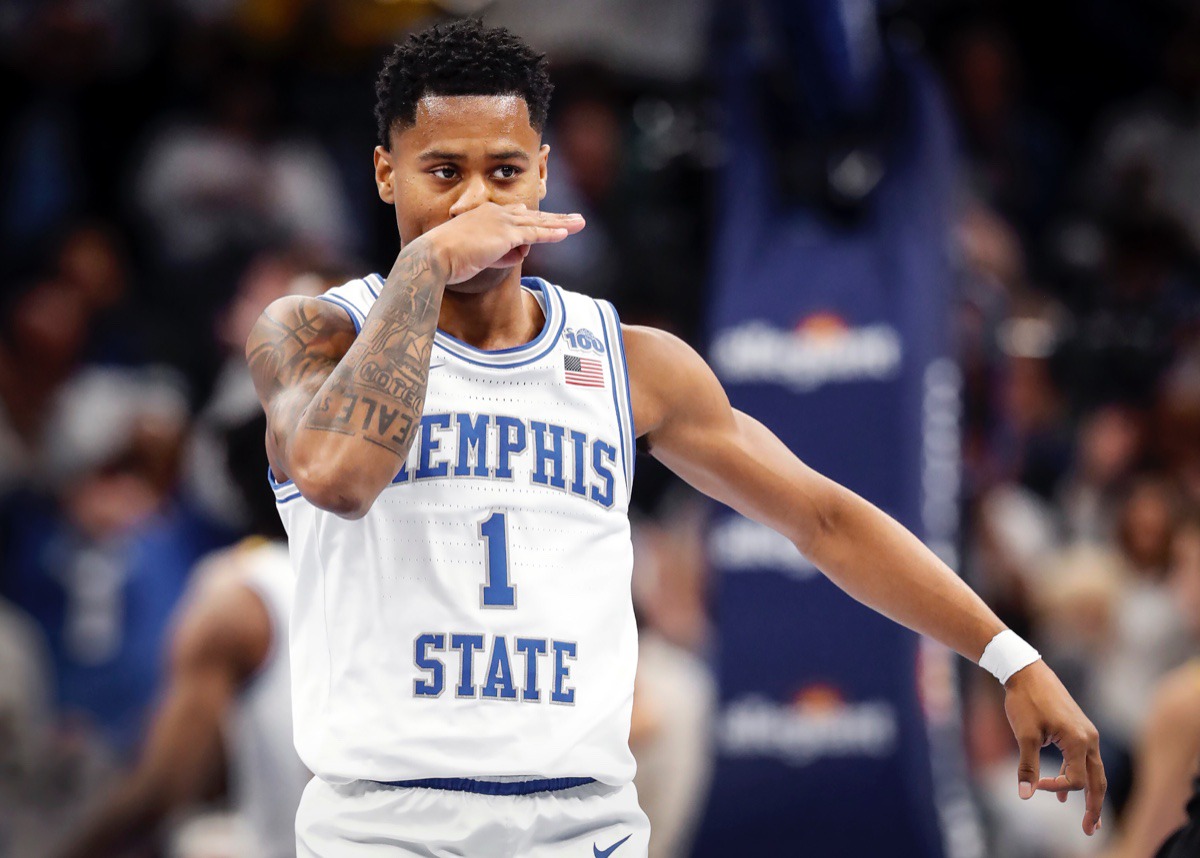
[374,18,553,148]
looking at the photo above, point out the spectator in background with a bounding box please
[133,58,353,273]
[0,596,56,856]
[1090,10,1200,254]
[0,277,91,495]
[1067,211,1194,408]
[1101,616,1200,858]
[53,410,308,858]
[527,66,625,303]
[1022,481,1192,825]
[1057,405,1146,545]
[995,312,1074,500]
[526,63,708,333]
[184,253,335,530]
[629,626,715,858]
[130,43,355,388]
[0,366,225,762]
[970,311,1071,629]
[942,18,1065,245]
[1156,349,1200,503]
[0,223,147,496]
[626,479,715,858]
[52,225,142,362]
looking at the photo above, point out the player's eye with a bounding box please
[492,165,522,180]
[431,166,457,180]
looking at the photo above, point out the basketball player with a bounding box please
[246,20,1106,856]
[53,537,307,858]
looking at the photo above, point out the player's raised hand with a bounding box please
[1003,659,1107,836]
[419,202,584,284]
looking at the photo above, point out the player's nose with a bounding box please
[448,174,492,217]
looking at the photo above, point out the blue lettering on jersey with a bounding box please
[386,412,622,510]
[414,633,445,697]
[590,441,616,509]
[495,416,527,480]
[568,430,588,497]
[416,633,575,706]
[552,641,577,704]
[416,414,453,479]
[531,421,567,490]
[450,633,485,698]
[481,635,518,700]
[454,413,491,478]
[514,637,547,702]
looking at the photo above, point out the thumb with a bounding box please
[1017,734,1041,799]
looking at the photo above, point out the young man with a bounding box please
[247,19,1106,856]
[53,537,308,858]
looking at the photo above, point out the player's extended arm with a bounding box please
[625,325,1106,835]
[52,555,271,858]
[246,203,583,518]
[1105,663,1200,858]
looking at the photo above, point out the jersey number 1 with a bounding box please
[479,512,516,608]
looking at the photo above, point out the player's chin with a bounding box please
[446,265,513,295]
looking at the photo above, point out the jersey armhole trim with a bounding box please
[267,466,302,504]
[602,300,636,486]
[318,294,364,334]
[594,299,635,500]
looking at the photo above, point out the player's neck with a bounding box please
[438,270,545,351]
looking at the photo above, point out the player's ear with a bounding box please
[537,143,550,201]
[374,146,395,204]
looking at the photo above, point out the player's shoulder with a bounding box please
[250,293,357,346]
[245,292,358,393]
[170,541,275,676]
[620,323,692,357]
[619,323,722,438]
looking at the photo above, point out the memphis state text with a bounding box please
[383,410,620,509]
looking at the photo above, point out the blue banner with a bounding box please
[693,39,983,858]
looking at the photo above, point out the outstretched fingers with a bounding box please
[1031,731,1105,835]
[512,210,586,242]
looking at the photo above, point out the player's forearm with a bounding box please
[54,776,171,858]
[802,483,1004,662]
[289,239,448,514]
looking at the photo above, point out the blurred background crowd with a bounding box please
[0,0,1197,856]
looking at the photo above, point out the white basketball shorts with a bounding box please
[295,776,651,857]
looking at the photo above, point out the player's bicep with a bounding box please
[632,327,838,552]
[653,407,838,552]
[245,295,355,471]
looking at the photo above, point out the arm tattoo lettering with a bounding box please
[301,246,444,457]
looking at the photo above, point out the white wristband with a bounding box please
[979,630,1041,685]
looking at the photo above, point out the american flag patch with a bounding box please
[563,354,605,388]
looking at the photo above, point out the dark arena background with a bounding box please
[1,1,1198,857]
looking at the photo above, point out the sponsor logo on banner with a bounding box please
[711,313,903,392]
[709,515,818,580]
[720,685,899,765]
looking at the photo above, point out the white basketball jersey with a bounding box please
[273,275,638,787]
[223,540,310,858]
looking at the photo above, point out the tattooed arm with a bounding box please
[246,203,584,518]
[245,245,442,517]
